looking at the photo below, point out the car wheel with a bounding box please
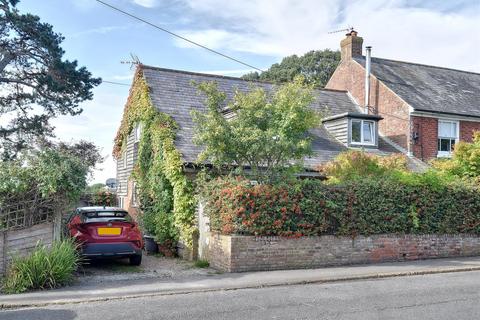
[129,254,142,266]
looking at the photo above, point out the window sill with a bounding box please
[349,143,378,148]
[437,152,452,158]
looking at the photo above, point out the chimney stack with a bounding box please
[340,30,363,60]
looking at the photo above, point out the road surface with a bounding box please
[1,271,479,320]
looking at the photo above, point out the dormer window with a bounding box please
[351,119,375,145]
[322,112,382,149]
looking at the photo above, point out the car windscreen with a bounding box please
[81,211,132,223]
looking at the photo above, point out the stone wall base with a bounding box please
[205,233,480,272]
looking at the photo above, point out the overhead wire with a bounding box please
[102,80,131,86]
[95,0,263,72]
[95,1,408,124]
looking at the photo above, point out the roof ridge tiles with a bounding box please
[355,56,480,76]
[140,64,348,93]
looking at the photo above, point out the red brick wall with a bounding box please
[207,233,480,272]
[326,60,410,150]
[460,121,480,142]
[411,116,438,160]
[410,117,480,161]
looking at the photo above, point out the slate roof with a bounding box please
[354,56,480,118]
[141,66,398,169]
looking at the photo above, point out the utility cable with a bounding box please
[95,0,263,72]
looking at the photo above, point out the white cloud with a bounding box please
[175,0,480,72]
[132,0,159,8]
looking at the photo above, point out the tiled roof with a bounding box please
[354,56,480,118]
[142,66,397,168]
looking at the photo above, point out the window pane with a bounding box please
[438,121,457,138]
[135,124,141,141]
[438,122,451,137]
[363,121,374,143]
[351,121,361,143]
[451,123,457,137]
[438,138,450,152]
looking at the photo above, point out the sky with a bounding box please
[16,0,480,184]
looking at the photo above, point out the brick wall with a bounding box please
[411,116,438,160]
[460,121,480,142]
[326,59,410,150]
[206,233,480,272]
[410,117,480,160]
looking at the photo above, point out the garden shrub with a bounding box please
[2,239,80,294]
[93,190,116,206]
[432,131,480,178]
[0,149,92,207]
[200,176,480,237]
[317,151,408,183]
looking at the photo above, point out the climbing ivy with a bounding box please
[114,68,197,247]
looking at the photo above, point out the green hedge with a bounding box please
[200,177,480,237]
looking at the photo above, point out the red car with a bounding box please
[67,207,143,265]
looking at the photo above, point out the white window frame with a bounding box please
[134,123,142,142]
[437,120,459,158]
[118,196,124,209]
[350,119,376,146]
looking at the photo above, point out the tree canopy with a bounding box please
[0,145,101,207]
[0,0,101,159]
[242,49,340,87]
[191,77,320,181]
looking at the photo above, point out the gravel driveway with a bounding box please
[75,254,218,285]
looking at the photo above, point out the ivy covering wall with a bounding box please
[113,68,197,247]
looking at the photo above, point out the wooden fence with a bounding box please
[0,194,64,275]
[0,220,62,275]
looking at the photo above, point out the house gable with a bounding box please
[326,31,480,161]
[326,58,411,151]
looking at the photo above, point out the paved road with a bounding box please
[1,271,479,320]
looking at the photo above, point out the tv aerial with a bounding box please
[328,26,355,35]
[120,53,142,69]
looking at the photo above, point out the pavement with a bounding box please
[2,270,479,319]
[1,256,480,309]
